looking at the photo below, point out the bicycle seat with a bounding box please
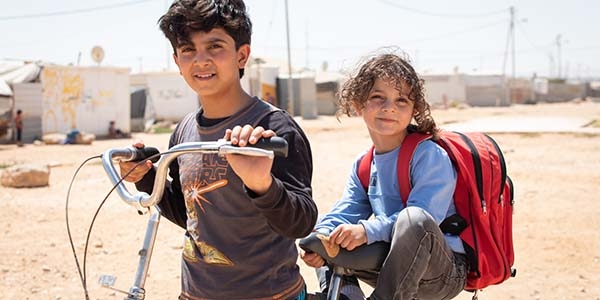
[299,232,390,271]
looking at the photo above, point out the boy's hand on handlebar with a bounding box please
[329,224,368,251]
[300,250,325,268]
[223,125,276,195]
[118,141,153,183]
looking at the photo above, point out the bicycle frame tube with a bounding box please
[124,208,160,300]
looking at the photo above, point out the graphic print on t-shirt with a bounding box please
[179,153,234,266]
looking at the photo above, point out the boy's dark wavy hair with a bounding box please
[337,52,439,137]
[158,0,252,77]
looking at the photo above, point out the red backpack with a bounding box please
[358,131,515,293]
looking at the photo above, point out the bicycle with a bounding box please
[67,137,288,300]
[299,232,389,300]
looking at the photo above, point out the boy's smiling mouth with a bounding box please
[194,73,215,80]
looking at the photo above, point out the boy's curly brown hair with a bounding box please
[337,52,439,137]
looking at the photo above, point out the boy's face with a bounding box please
[355,78,415,140]
[173,28,250,99]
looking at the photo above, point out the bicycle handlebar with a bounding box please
[101,137,288,212]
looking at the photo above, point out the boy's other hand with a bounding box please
[329,224,368,251]
[300,250,325,268]
[118,141,153,183]
[223,125,277,195]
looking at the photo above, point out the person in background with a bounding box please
[108,120,124,138]
[15,109,23,147]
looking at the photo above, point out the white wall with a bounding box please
[132,72,199,121]
[422,74,466,104]
[41,66,130,136]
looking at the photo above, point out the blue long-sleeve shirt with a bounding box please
[315,140,465,254]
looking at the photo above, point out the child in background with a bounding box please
[15,109,23,146]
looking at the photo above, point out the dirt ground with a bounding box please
[1,101,599,300]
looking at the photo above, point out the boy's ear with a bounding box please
[352,102,363,116]
[237,44,251,68]
[172,53,182,75]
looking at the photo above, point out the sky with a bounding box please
[1,0,599,79]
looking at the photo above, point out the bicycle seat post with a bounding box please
[326,265,345,300]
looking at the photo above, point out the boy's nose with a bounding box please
[381,99,396,110]
[193,51,211,66]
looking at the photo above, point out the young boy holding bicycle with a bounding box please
[300,52,468,300]
[120,1,317,299]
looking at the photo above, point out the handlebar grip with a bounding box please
[132,147,161,163]
[250,136,288,158]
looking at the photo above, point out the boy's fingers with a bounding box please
[248,126,265,144]
[230,126,243,144]
[329,230,340,247]
[238,125,255,146]
[262,129,276,137]
[133,140,145,148]
[223,129,232,140]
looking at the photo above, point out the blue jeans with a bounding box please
[318,207,468,300]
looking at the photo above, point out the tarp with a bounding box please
[0,80,11,96]
[0,60,42,96]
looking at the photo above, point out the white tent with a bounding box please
[0,60,42,96]
[0,60,43,142]
[0,80,11,96]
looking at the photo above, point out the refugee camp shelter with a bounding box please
[7,65,131,141]
[423,73,509,107]
[277,73,318,119]
[0,60,43,143]
[130,72,198,124]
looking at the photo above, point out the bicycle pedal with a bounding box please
[98,274,117,287]
[99,274,132,295]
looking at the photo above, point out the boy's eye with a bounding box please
[180,46,195,53]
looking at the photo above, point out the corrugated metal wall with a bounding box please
[13,83,43,142]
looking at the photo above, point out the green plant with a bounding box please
[0,162,13,169]
[519,132,541,138]
[152,127,174,134]
[585,119,600,128]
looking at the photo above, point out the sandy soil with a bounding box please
[1,101,599,300]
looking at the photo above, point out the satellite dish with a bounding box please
[91,46,105,65]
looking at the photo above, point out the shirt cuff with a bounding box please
[245,175,282,209]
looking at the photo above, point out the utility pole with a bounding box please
[556,34,562,79]
[165,0,171,71]
[502,6,516,105]
[305,19,310,70]
[284,0,295,116]
[502,6,515,79]
[510,6,516,81]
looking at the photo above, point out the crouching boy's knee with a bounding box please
[393,206,439,239]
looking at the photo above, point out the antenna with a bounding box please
[91,45,105,66]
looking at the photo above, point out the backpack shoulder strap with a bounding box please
[397,133,433,205]
[357,145,375,191]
